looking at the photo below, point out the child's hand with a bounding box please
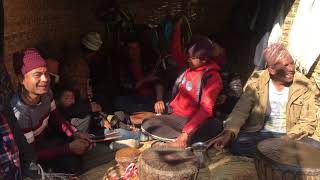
[104,120,111,129]
[129,126,140,132]
[154,100,165,113]
[216,94,227,105]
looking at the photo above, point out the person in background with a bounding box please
[113,36,165,114]
[214,72,243,120]
[209,43,320,157]
[60,32,109,113]
[207,34,243,118]
[46,58,60,92]
[170,18,227,69]
[143,35,223,148]
[55,86,92,133]
[11,48,93,173]
[59,32,118,143]
[83,32,114,112]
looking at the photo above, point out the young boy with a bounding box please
[56,87,142,142]
[143,35,223,148]
[56,87,92,133]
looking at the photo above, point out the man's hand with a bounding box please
[69,139,90,155]
[74,131,92,141]
[216,94,227,105]
[135,75,158,89]
[73,131,95,151]
[90,102,102,112]
[281,132,303,141]
[154,100,166,113]
[208,130,234,150]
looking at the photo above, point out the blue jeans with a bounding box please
[230,132,284,157]
[230,131,320,157]
[114,95,154,114]
[103,128,141,140]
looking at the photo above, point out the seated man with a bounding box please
[209,43,319,157]
[113,36,165,114]
[0,64,43,180]
[142,35,223,148]
[60,32,109,113]
[11,48,93,173]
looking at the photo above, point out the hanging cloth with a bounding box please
[287,0,320,74]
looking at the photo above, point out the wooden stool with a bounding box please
[255,138,320,180]
[138,148,198,180]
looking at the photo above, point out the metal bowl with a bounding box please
[192,142,208,151]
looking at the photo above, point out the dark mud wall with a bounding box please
[4,0,104,84]
[3,0,255,85]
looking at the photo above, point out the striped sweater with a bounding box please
[11,90,77,161]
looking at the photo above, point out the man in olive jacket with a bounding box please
[209,43,319,157]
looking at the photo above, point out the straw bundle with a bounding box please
[196,149,258,180]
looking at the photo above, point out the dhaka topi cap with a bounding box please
[21,48,47,75]
[81,32,103,51]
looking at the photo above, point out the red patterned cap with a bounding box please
[21,48,47,75]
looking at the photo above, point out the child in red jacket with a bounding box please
[142,35,223,148]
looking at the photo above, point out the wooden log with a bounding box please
[138,148,198,180]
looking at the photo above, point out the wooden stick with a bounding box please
[91,131,120,140]
[90,136,122,143]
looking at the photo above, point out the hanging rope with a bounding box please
[181,15,193,37]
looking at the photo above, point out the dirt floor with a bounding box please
[79,141,258,180]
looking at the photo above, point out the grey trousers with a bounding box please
[141,114,223,145]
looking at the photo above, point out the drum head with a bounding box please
[139,148,198,177]
[257,138,320,169]
[141,116,181,142]
[141,126,176,142]
[130,112,154,125]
